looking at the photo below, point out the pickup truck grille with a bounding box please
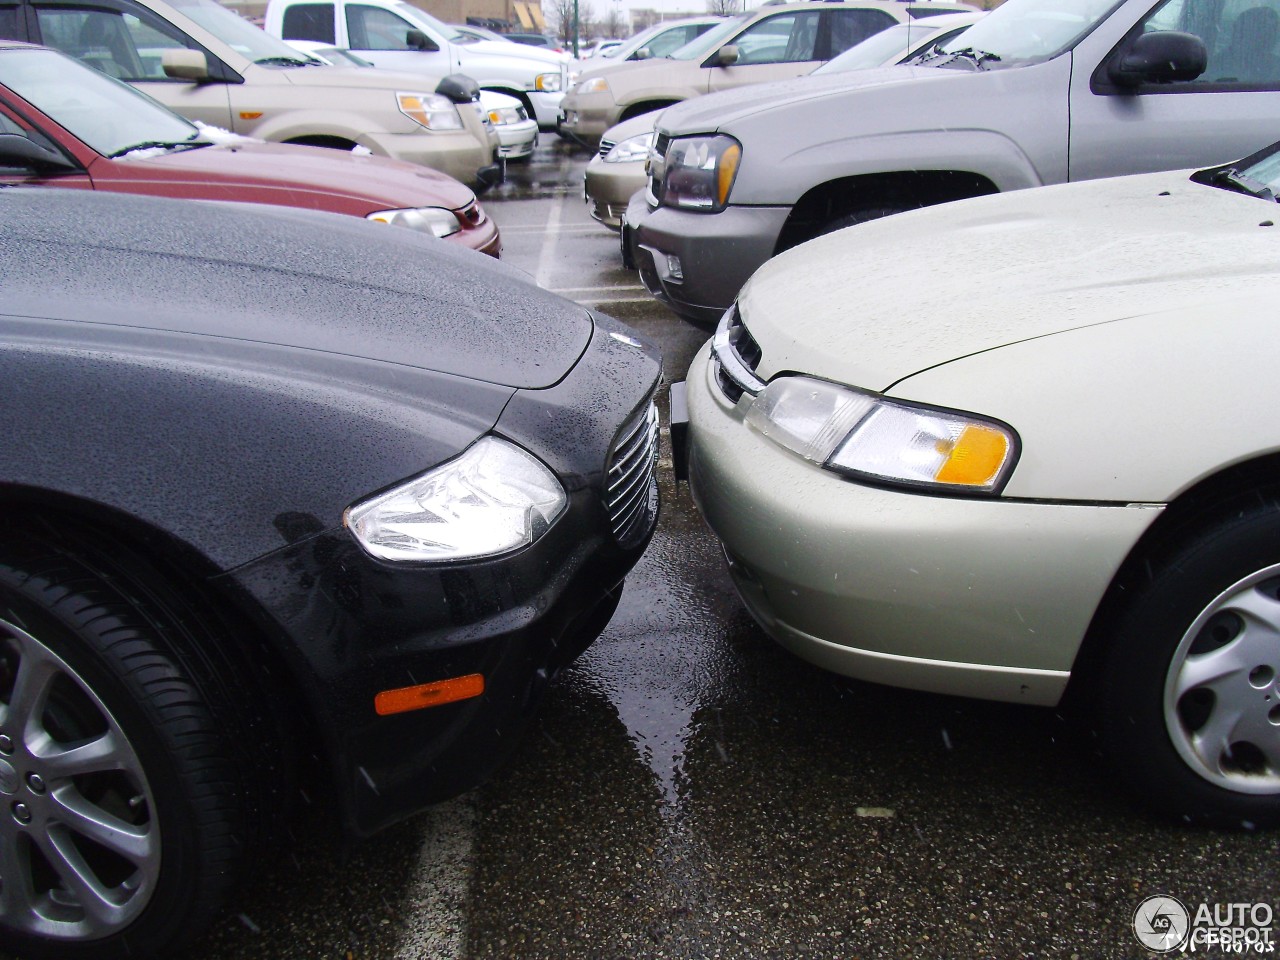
[605,401,659,548]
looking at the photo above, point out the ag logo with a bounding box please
[1133,895,1191,953]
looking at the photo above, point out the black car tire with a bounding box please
[0,537,247,959]
[1097,506,1280,828]
[820,204,912,236]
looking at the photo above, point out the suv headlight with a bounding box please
[346,436,568,562]
[744,376,1018,494]
[398,92,464,131]
[573,76,608,95]
[366,207,461,238]
[534,72,562,92]
[660,134,741,212]
[604,131,654,163]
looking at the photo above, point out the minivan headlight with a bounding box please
[398,92,464,131]
[366,207,461,238]
[744,376,1017,494]
[604,131,654,163]
[660,134,741,212]
[346,436,567,562]
[535,72,562,92]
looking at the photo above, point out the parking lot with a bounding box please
[151,137,1280,960]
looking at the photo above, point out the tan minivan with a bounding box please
[3,0,500,188]
[559,0,977,147]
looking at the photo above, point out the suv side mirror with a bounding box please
[407,29,439,52]
[1108,31,1206,87]
[0,134,78,173]
[435,73,480,104]
[162,48,209,81]
[713,44,739,67]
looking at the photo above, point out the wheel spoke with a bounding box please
[36,732,128,780]
[0,828,33,921]
[1174,641,1247,700]
[49,787,154,865]
[1191,699,1247,770]
[36,829,127,929]
[1222,584,1280,636]
[0,645,61,742]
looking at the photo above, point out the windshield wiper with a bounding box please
[253,55,314,67]
[108,139,211,159]
[939,46,1002,69]
[1213,166,1277,202]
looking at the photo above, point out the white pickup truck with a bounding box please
[265,0,569,128]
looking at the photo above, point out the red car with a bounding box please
[0,40,501,257]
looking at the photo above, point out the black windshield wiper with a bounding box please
[253,56,314,67]
[107,139,211,159]
[939,46,1002,69]
[1213,166,1277,202]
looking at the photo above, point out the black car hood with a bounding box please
[0,189,591,390]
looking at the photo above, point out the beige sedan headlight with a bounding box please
[366,207,461,238]
[744,375,1018,494]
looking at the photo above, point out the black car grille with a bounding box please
[605,401,659,548]
[597,138,615,159]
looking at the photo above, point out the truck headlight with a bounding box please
[744,375,1018,494]
[398,92,464,131]
[534,72,562,92]
[660,134,741,212]
[366,207,461,238]
[346,436,567,562]
[604,131,654,163]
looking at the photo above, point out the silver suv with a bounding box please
[631,0,1280,323]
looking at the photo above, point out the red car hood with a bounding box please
[98,139,475,214]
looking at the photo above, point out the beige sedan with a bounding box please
[560,0,976,148]
[680,144,1280,827]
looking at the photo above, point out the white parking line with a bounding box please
[533,192,568,289]
[392,796,475,960]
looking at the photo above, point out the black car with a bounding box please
[0,189,661,959]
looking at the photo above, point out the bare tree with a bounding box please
[544,0,597,49]
[705,0,741,13]
[600,2,626,39]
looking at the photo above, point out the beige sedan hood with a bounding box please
[741,168,1280,391]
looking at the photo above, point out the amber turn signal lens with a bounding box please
[375,674,485,716]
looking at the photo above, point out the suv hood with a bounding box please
[129,140,475,210]
[658,64,945,135]
[278,62,449,91]
[741,169,1280,391]
[1,189,590,390]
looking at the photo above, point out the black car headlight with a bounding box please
[345,436,567,561]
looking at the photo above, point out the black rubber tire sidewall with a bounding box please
[1098,508,1280,828]
[0,553,242,960]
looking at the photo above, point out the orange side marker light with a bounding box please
[375,674,485,716]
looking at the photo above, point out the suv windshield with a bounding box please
[168,0,314,62]
[668,14,749,60]
[0,47,202,157]
[926,0,1124,67]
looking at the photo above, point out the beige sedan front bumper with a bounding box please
[684,341,1163,706]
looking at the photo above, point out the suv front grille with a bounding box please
[605,401,659,548]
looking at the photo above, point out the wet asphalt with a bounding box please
[173,138,1274,959]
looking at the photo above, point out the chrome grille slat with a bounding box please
[604,402,659,546]
[597,138,615,159]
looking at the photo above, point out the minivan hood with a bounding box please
[658,64,944,135]
[123,139,475,210]
[1,189,590,390]
[740,169,1280,391]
